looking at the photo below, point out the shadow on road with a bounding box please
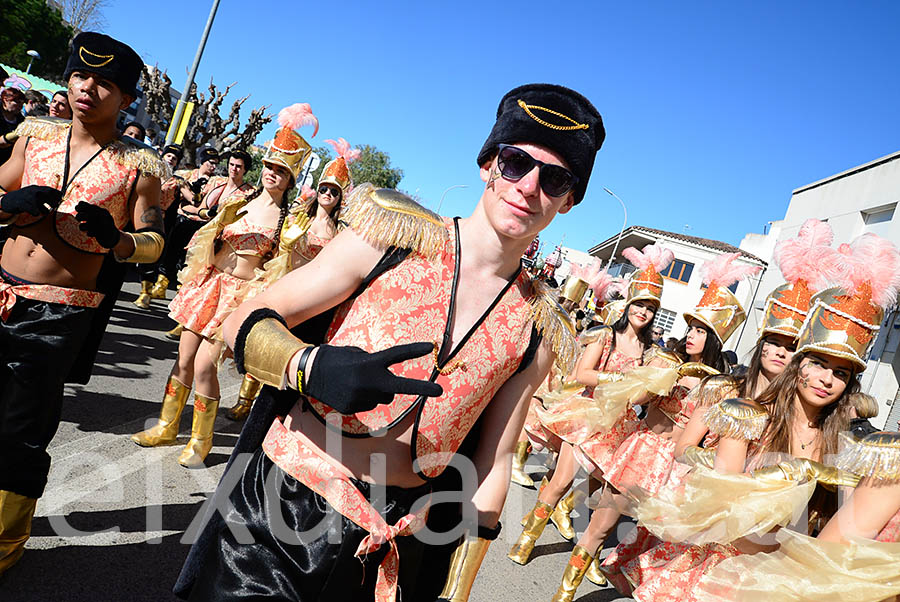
[3,500,205,602]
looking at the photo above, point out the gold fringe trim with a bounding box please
[530,279,577,374]
[578,324,611,347]
[835,431,900,483]
[692,374,739,411]
[177,197,249,288]
[13,116,69,141]
[110,140,172,179]
[341,183,447,259]
[704,398,768,441]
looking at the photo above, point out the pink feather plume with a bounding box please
[324,137,361,162]
[772,219,843,290]
[622,243,675,273]
[846,233,900,308]
[277,103,319,137]
[299,184,316,202]
[701,252,761,287]
[570,259,620,299]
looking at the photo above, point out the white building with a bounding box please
[588,226,766,349]
[553,246,596,281]
[737,150,900,429]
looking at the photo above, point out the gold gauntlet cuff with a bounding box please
[681,445,716,469]
[596,371,625,386]
[438,535,492,602]
[119,231,165,263]
[678,362,721,379]
[243,318,310,388]
[752,458,861,489]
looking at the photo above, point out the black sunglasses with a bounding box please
[496,144,579,198]
[318,185,340,197]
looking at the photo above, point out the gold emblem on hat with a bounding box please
[517,99,589,131]
[79,47,115,68]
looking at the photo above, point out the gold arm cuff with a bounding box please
[678,362,721,379]
[596,371,625,386]
[244,318,310,388]
[118,231,165,263]
[681,445,716,469]
[438,536,491,602]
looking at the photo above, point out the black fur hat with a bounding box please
[64,32,143,97]
[197,147,220,165]
[162,144,184,162]
[477,84,604,204]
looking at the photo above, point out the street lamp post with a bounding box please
[603,187,628,272]
[166,0,221,146]
[25,50,41,74]
[436,184,468,214]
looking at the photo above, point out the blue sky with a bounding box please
[100,0,900,254]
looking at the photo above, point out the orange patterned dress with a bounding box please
[168,216,276,339]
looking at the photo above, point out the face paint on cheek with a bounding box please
[799,366,810,388]
[486,167,501,192]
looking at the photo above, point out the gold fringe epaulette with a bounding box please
[341,183,447,259]
[704,397,769,441]
[14,116,69,141]
[110,138,172,179]
[692,374,739,411]
[578,324,611,347]
[530,279,577,374]
[835,431,900,483]
[643,345,683,369]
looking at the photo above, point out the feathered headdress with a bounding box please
[685,252,762,344]
[761,219,840,340]
[324,137,361,162]
[796,232,900,370]
[700,252,761,289]
[265,103,318,179]
[843,233,900,309]
[319,137,357,193]
[621,243,674,305]
[570,258,624,302]
[277,103,319,137]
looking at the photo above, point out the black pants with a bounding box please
[159,215,203,281]
[188,450,430,602]
[0,292,94,498]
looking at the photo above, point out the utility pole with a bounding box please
[166,0,221,146]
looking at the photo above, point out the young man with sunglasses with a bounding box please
[175,84,604,602]
[0,32,167,574]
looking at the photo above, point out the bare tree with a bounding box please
[139,67,272,163]
[57,0,110,33]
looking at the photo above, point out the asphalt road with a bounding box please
[1,278,633,602]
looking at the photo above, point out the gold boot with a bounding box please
[585,555,608,586]
[178,393,219,468]
[226,375,261,421]
[165,323,184,341]
[0,490,37,575]
[551,545,595,602]
[149,274,169,299]
[131,376,191,447]
[133,280,153,309]
[508,500,553,565]
[521,477,549,526]
[511,440,535,488]
[549,488,586,541]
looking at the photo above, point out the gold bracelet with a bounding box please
[116,231,165,263]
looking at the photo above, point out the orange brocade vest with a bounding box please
[15,124,140,254]
[309,219,536,479]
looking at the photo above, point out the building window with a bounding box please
[862,203,896,238]
[608,262,636,279]
[660,259,694,283]
[654,308,676,333]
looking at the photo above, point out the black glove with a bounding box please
[305,342,444,414]
[75,201,121,248]
[206,204,218,218]
[189,177,208,194]
[0,185,62,217]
